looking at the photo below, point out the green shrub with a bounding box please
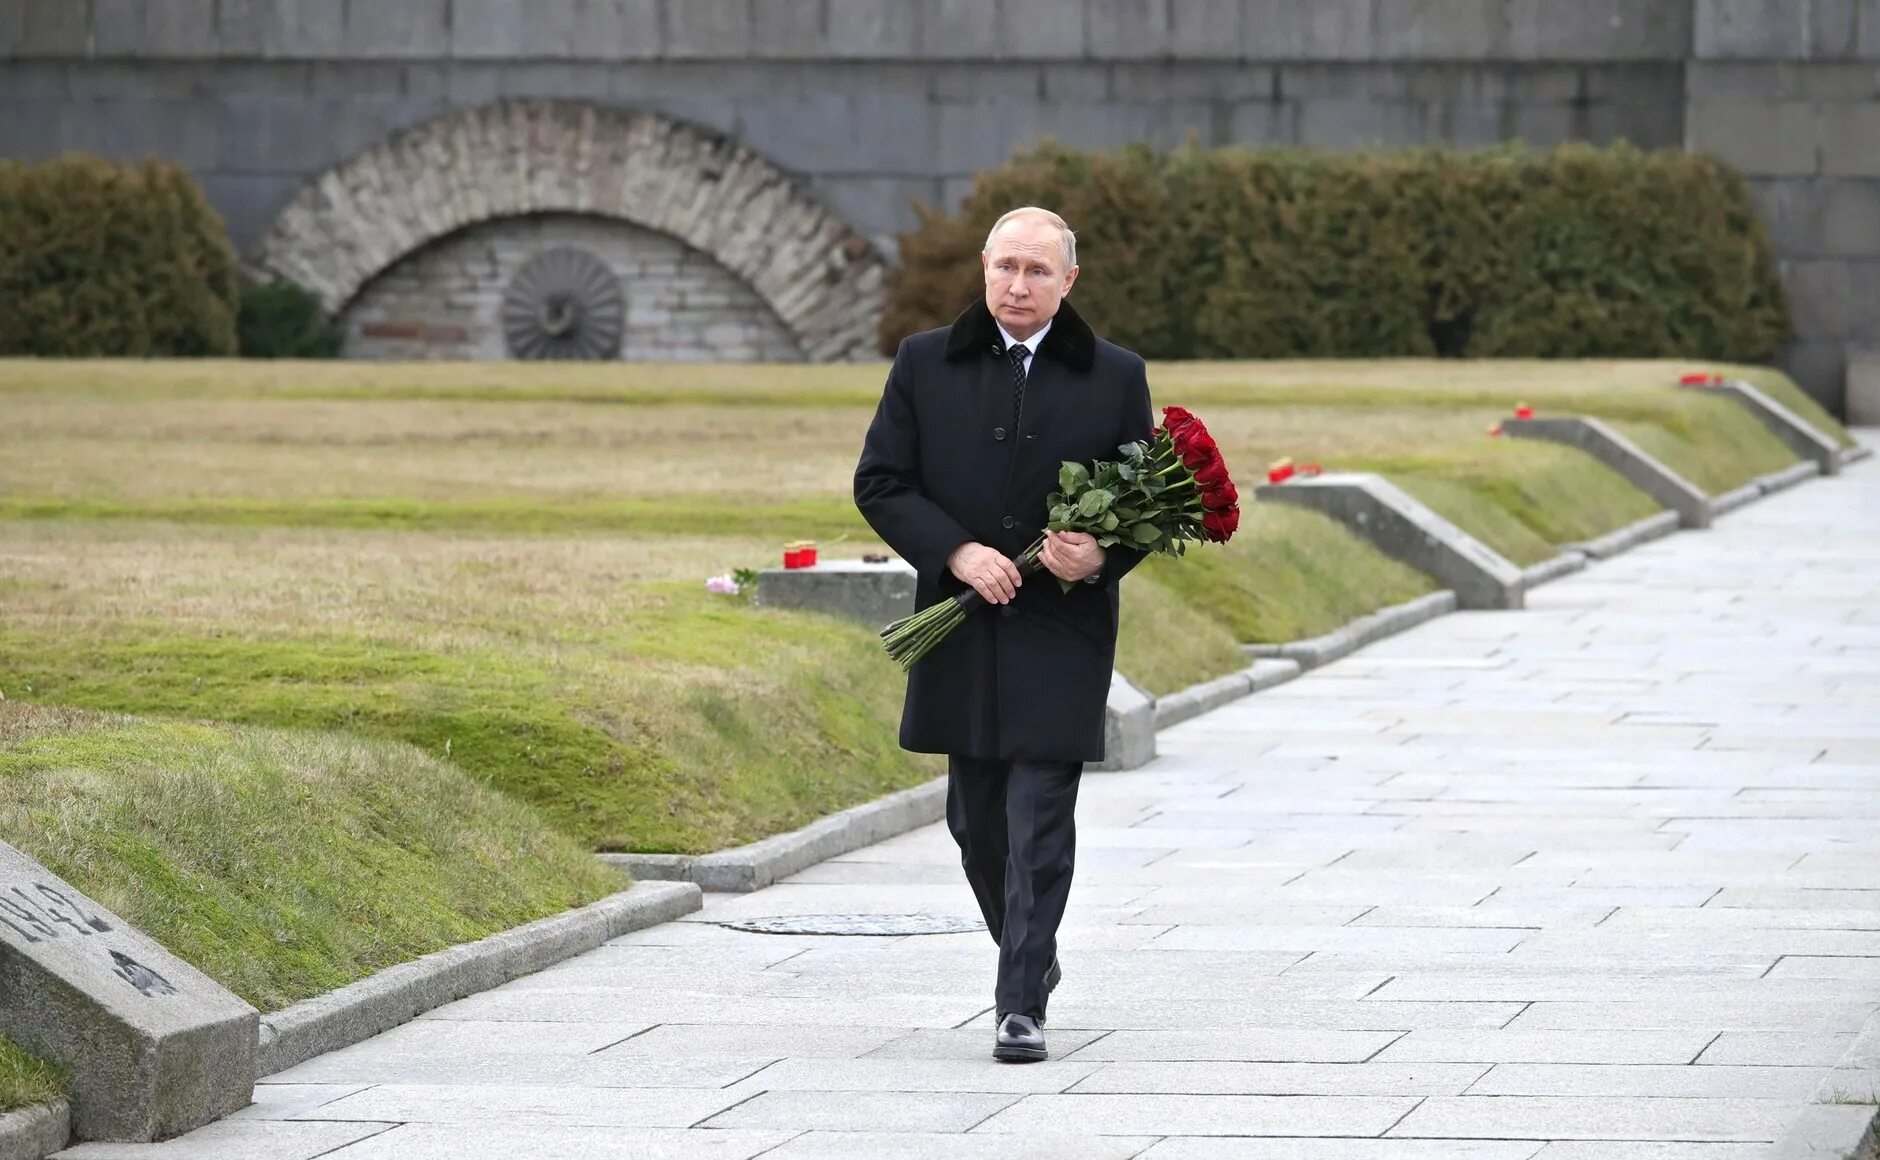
[0,154,238,357]
[238,279,342,358]
[885,142,1789,363]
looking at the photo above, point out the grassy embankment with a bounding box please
[0,702,621,1012]
[0,1035,64,1114]
[0,358,1847,874]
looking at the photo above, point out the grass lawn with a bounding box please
[0,357,1848,870]
[0,1036,63,1114]
[0,702,622,1011]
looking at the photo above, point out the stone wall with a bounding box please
[1685,0,1880,410]
[342,213,804,361]
[2,0,1877,405]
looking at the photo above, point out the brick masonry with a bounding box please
[0,0,1876,406]
[343,212,803,362]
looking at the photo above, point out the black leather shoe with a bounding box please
[994,1013,1047,1062]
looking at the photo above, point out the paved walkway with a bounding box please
[66,442,1880,1160]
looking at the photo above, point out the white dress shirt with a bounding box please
[995,317,1053,377]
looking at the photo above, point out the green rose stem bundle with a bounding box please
[880,406,1240,671]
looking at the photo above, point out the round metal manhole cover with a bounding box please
[720,914,984,937]
[501,247,624,360]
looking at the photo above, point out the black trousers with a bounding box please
[945,754,1084,1021]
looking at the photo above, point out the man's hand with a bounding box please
[949,542,1024,605]
[1040,530,1104,583]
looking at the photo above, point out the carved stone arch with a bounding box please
[255,100,888,361]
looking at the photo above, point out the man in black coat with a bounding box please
[854,207,1153,1062]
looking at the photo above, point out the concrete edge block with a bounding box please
[1243,591,1458,672]
[687,777,947,891]
[1757,460,1823,495]
[0,1100,70,1160]
[1568,510,1682,560]
[255,880,701,1075]
[1842,443,1873,465]
[1152,670,1254,729]
[1767,1104,1880,1160]
[1519,551,1590,589]
[1152,657,1306,728]
[1711,481,1763,516]
[1244,658,1303,692]
[1091,671,1157,773]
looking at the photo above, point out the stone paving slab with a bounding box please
[1387,1095,1795,1141]
[60,445,1879,1157]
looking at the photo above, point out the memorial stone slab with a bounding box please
[1093,670,1156,773]
[1707,379,1844,474]
[1502,415,1714,528]
[1256,473,1526,610]
[0,842,256,1143]
[754,558,916,630]
[1849,354,1880,428]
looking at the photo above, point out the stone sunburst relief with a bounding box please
[500,248,625,361]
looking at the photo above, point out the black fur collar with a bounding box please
[943,297,1096,373]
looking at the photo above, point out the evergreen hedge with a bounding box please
[0,155,239,357]
[882,142,1790,363]
[238,278,342,359]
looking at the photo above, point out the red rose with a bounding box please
[1194,456,1231,488]
[1203,506,1239,543]
[1201,474,1238,511]
[1173,426,1219,471]
[1161,406,1197,435]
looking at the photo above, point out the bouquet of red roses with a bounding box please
[880,406,1240,669]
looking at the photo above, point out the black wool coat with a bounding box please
[854,299,1155,762]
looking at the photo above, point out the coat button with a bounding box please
[993,427,1007,441]
[1002,516,1016,529]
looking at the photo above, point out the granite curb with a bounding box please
[1755,460,1824,496]
[1767,1009,1880,1159]
[599,778,948,893]
[0,1101,69,1160]
[1245,590,1459,672]
[1519,550,1590,589]
[1153,659,1303,729]
[1711,480,1765,517]
[1567,509,1683,560]
[255,880,700,1077]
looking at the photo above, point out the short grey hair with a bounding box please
[983,207,1077,271]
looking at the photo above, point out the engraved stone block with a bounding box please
[1256,473,1526,610]
[1503,415,1714,528]
[0,842,257,1143]
[754,558,916,630]
[1703,379,1845,474]
[1093,670,1156,773]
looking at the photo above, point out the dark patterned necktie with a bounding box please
[1006,343,1029,428]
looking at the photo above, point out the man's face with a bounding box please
[982,219,1078,342]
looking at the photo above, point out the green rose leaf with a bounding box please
[1059,462,1090,493]
[1077,489,1113,518]
[1131,522,1162,544]
[1099,511,1120,531]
